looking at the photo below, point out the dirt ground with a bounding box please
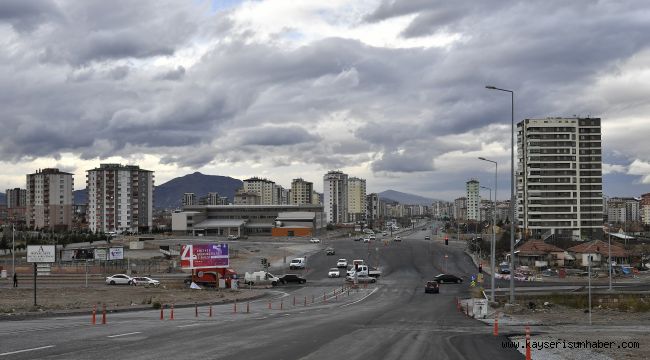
[0,286,265,317]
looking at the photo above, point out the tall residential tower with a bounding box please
[26,168,74,230]
[323,171,348,224]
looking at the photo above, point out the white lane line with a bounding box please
[0,345,55,356]
[340,287,379,308]
[253,317,267,320]
[177,323,201,328]
[107,332,141,338]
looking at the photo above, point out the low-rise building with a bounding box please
[515,240,569,268]
[567,240,629,267]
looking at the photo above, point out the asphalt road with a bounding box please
[0,229,523,359]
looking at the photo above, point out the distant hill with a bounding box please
[0,192,5,205]
[154,172,243,209]
[378,190,437,206]
[74,189,87,205]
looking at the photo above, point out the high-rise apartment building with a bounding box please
[517,117,603,241]
[347,177,367,222]
[641,193,650,226]
[323,171,348,224]
[312,191,322,205]
[26,168,74,230]
[291,178,313,205]
[87,164,154,234]
[466,179,480,221]
[243,177,275,205]
[366,193,379,221]
[6,188,26,208]
[454,197,467,221]
[199,192,227,205]
[182,193,196,207]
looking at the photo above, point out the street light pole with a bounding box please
[486,85,515,304]
[608,231,612,291]
[480,185,495,302]
[479,157,497,303]
[12,224,15,278]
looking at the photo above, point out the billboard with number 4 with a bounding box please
[180,244,229,269]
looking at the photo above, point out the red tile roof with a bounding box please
[567,240,628,257]
[517,240,565,256]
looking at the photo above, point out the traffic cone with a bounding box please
[170,304,174,320]
[160,305,163,321]
[209,304,213,317]
[92,304,96,325]
[525,326,531,360]
[493,313,499,336]
[101,304,106,325]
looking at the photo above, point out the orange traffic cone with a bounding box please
[92,304,97,325]
[525,326,531,360]
[493,313,499,336]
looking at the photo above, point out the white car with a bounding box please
[336,259,348,268]
[328,268,341,278]
[393,236,402,242]
[363,238,370,243]
[309,238,321,243]
[105,274,134,285]
[227,235,239,240]
[132,276,160,287]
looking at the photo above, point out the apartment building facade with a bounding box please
[347,177,367,222]
[466,179,480,221]
[86,164,154,234]
[243,177,275,205]
[26,168,74,230]
[291,178,313,205]
[323,170,348,224]
[517,117,603,241]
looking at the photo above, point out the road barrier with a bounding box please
[92,304,96,325]
[493,313,499,336]
[170,304,174,320]
[160,306,163,321]
[195,303,198,317]
[101,304,106,325]
[525,326,531,360]
[209,304,213,317]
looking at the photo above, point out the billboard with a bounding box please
[180,244,229,269]
[27,245,56,263]
[108,247,124,260]
[94,248,108,260]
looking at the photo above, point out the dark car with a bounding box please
[434,274,463,284]
[425,281,439,293]
[325,247,335,255]
[355,237,363,241]
[280,274,307,284]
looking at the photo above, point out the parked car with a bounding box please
[227,235,239,240]
[393,236,402,242]
[244,271,280,286]
[433,274,463,284]
[289,257,306,270]
[336,259,348,268]
[345,274,376,283]
[355,237,363,242]
[328,268,341,278]
[425,281,440,294]
[541,269,558,277]
[325,247,335,255]
[132,276,161,287]
[280,274,307,284]
[424,236,431,240]
[105,274,134,285]
[309,238,321,243]
[363,238,370,243]
[382,232,388,236]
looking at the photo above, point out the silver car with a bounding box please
[132,276,161,287]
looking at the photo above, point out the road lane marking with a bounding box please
[0,345,55,356]
[253,317,267,320]
[177,323,201,328]
[340,287,379,308]
[107,332,141,338]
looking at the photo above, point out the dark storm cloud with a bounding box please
[1,1,650,195]
[238,126,320,146]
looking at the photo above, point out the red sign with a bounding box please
[180,244,229,269]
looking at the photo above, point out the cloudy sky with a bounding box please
[1,0,650,201]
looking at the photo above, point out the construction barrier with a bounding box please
[101,304,107,325]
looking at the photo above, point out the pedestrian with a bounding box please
[13,272,18,288]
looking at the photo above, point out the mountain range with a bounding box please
[378,190,437,206]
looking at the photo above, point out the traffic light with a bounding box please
[444,236,449,246]
[479,263,483,273]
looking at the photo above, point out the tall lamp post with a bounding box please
[480,184,495,302]
[12,224,16,279]
[479,157,497,303]
[486,85,515,304]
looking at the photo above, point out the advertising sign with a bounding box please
[94,248,108,260]
[108,247,124,260]
[27,245,56,263]
[72,249,95,260]
[180,244,229,269]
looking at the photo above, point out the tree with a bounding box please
[0,233,9,255]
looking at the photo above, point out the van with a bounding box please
[289,257,306,270]
[244,271,280,286]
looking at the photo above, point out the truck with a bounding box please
[346,264,382,278]
[244,271,280,286]
[184,268,238,288]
